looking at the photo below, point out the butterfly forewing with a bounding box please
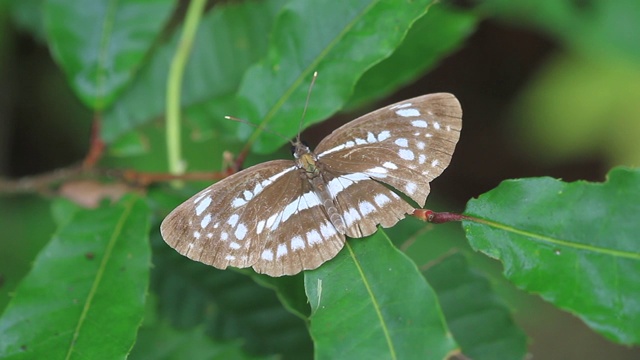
[161,92,462,277]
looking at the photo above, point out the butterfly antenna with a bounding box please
[296,71,318,143]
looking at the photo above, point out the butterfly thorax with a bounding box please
[293,141,320,179]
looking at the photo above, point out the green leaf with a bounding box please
[252,273,310,320]
[238,0,435,153]
[130,320,261,360]
[0,196,55,312]
[150,229,313,359]
[349,4,477,108]
[513,53,640,166]
[463,167,640,345]
[101,0,286,143]
[43,0,175,109]
[424,253,528,360]
[305,231,457,360]
[0,195,151,359]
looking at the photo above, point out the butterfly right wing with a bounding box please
[160,160,347,276]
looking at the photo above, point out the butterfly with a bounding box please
[160,93,462,276]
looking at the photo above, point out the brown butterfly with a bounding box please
[161,93,462,276]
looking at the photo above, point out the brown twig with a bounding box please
[0,165,88,195]
[82,116,105,169]
[412,209,473,223]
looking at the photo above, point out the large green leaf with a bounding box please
[0,195,151,359]
[102,0,287,143]
[238,0,435,153]
[43,0,175,109]
[463,167,640,345]
[424,253,528,360]
[305,231,457,360]
[349,4,477,108]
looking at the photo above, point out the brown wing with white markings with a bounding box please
[161,160,348,276]
[316,93,462,207]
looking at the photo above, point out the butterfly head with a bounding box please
[291,138,311,159]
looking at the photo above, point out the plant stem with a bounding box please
[166,0,207,176]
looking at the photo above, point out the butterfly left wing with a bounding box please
[161,160,349,276]
[315,93,462,207]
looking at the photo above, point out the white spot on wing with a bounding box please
[398,149,415,161]
[243,190,253,201]
[193,190,211,204]
[306,230,322,245]
[374,193,391,207]
[232,197,246,208]
[200,214,212,228]
[320,221,337,238]
[417,141,425,150]
[383,162,398,169]
[227,214,239,227]
[433,121,441,130]
[431,159,440,167]
[343,208,362,227]
[396,108,420,117]
[234,223,247,240]
[193,231,201,239]
[225,255,236,261]
[291,236,305,250]
[359,201,376,216]
[221,232,229,241]
[419,154,426,164]
[195,196,212,216]
[394,138,408,147]
[411,120,428,128]
[366,167,388,178]
[230,242,241,250]
[256,220,265,234]
[377,131,391,141]
[266,213,279,229]
[276,244,288,258]
[367,132,376,143]
[252,183,264,197]
[405,182,417,195]
[261,249,274,261]
[355,138,367,145]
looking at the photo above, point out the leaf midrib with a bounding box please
[468,217,640,260]
[65,197,137,359]
[346,241,397,360]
